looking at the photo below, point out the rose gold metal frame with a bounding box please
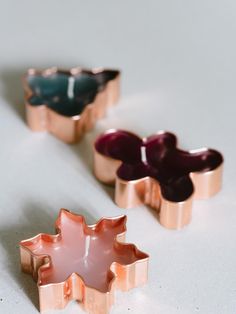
[20,209,149,314]
[23,67,120,143]
[94,129,224,230]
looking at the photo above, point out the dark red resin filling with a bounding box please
[95,130,223,202]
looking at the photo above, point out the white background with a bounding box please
[0,1,235,313]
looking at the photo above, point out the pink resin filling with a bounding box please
[24,211,146,292]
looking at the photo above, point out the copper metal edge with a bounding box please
[20,208,149,314]
[93,129,224,230]
[23,67,121,143]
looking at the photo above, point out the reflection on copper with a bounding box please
[23,67,120,143]
[94,129,224,229]
[20,209,149,313]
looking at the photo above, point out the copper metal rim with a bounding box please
[23,67,121,143]
[93,129,224,230]
[20,209,149,314]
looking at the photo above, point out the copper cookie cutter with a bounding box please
[20,209,149,314]
[23,67,120,143]
[94,129,224,229]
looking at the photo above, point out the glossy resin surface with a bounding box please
[95,130,223,202]
[21,210,148,293]
[26,69,119,116]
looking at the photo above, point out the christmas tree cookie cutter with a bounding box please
[23,67,120,143]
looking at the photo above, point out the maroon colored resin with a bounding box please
[95,130,223,202]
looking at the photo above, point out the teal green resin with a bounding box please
[27,70,118,117]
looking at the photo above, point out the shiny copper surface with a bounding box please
[23,67,120,143]
[94,129,224,229]
[20,209,149,314]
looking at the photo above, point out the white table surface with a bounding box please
[0,1,235,313]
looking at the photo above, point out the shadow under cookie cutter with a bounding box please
[23,67,120,143]
[20,209,149,314]
[94,129,224,229]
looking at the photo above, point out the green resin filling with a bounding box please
[27,70,118,117]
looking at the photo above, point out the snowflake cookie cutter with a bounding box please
[94,129,224,229]
[20,209,149,314]
[23,67,120,143]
